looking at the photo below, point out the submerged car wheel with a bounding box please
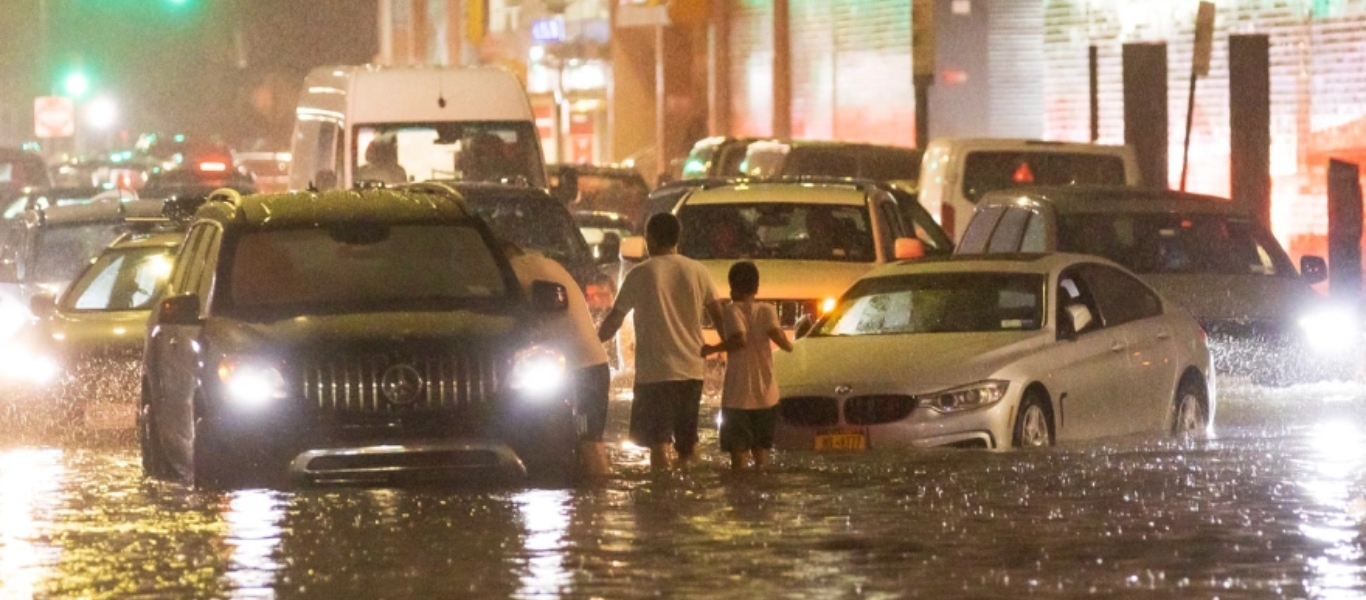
[1171,378,1208,436]
[138,387,171,480]
[1012,391,1053,449]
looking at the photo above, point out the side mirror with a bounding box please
[530,280,569,313]
[894,237,926,260]
[29,293,56,319]
[158,293,202,326]
[1301,255,1328,285]
[620,236,647,261]
[551,169,578,204]
[794,314,816,339]
[1061,304,1093,340]
[597,232,622,265]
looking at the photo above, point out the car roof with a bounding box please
[194,188,476,228]
[426,181,559,204]
[979,185,1249,216]
[26,198,165,226]
[925,138,1131,153]
[870,252,1114,277]
[682,182,868,206]
[548,164,644,179]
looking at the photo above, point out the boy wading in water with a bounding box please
[702,262,794,471]
[598,213,724,471]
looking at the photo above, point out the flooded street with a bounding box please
[0,383,1363,599]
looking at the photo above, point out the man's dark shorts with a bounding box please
[574,363,611,442]
[719,407,778,453]
[629,379,704,455]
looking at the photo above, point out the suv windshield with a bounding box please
[818,272,1045,336]
[63,246,175,311]
[355,122,544,187]
[225,223,508,315]
[962,151,1126,202]
[678,202,876,262]
[1057,213,1295,276]
[31,223,126,283]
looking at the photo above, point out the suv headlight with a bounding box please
[1298,306,1360,355]
[217,359,287,407]
[0,346,60,386]
[509,345,567,398]
[921,380,1009,413]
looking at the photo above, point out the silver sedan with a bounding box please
[773,253,1214,451]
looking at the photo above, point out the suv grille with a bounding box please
[843,395,918,425]
[300,352,501,412]
[779,396,839,427]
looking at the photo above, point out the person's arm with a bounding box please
[764,305,794,352]
[702,303,745,357]
[598,308,627,342]
[599,269,637,342]
[702,331,745,357]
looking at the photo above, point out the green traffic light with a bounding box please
[62,72,90,98]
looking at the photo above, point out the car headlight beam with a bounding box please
[1298,306,1361,355]
[921,380,1009,413]
[218,359,287,408]
[509,345,567,399]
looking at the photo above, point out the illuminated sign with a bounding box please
[531,18,565,43]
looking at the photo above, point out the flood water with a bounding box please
[1,382,1364,599]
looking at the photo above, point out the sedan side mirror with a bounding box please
[894,237,926,260]
[1301,255,1328,285]
[158,293,202,326]
[29,293,57,319]
[531,280,569,313]
[620,236,647,261]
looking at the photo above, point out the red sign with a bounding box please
[34,96,75,138]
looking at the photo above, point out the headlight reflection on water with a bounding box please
[513,489,572,598]
[223,489,286,597]
[0,449,64,600]
[1298,420,1366,598]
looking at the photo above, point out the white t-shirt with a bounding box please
[508,252,609,370]
[721,301,781,410]
[613,253,719,383]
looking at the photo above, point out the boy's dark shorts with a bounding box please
[629,379,704,455]
[574,363,612,442]
[719,407,778,453]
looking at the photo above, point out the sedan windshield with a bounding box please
[224,223,508,315]
[678,202,876,262]
[1057,213,1295,276]
[354,122,544,187]
[63,246,176,311]
[818,272,1045,336]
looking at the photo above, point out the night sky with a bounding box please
[2,0,378,150]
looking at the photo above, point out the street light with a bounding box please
[62,71,90,99]
[84,97,117,130]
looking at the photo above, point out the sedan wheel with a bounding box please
[1012,392,1053,448]
[1172,380,1208,436]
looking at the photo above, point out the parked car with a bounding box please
[916,138,1141,240]
[626,180,949,333]
[2,228,182,433]
[682,137,757,180]
[740,140,922,190]
[139,187,583,487]
[774,253,1214,451]
[955,185,1346,384]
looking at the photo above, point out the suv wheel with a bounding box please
[138,385,171,479]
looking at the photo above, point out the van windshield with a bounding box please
[962,151,1126,202]
[1057,213,1296,277]
[354,122,545,188]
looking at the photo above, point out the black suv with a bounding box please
[139,187,580,487]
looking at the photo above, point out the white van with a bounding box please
[916,138,1141,241]
[289,66,546,191]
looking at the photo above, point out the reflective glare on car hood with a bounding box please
[777,330,1049,391]
[1141,273,1316,321]
[208,311,524,352]
[699,259,875,302]
[50,310,152,351]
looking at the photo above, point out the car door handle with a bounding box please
[1157,330,1173,340]
[1110,340,1127,352]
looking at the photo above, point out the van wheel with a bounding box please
[1012,390,1054,448]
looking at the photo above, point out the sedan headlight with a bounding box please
[0,346,61,386]
[509,345,567,398]
[1298,305,1361,355]
[921,380,1009,413]
[217,359,287,408]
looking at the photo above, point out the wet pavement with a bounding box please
[1,382,1364,599]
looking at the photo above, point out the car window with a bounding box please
[195,228,222,312]
[1057,268,1103,337]
[224,224,508,316]
[1020,212,1047,252]
[784,149,858,178]
[467,197,591,269]
[168,226,205,294]
[860,148,921,181]
[574,173,648,216]
[961,151,1127,203]
[65,247,176,312]
[818,272,1044,336]
[987,208,1031,253]
[678,202,876,263]
[957,205,1006,254]
[175,225,212,296]
[1080,263,1162,327]
[354,121,543,187]
[1056,213,1295,276]
[876,200,903,259]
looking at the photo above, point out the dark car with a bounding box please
[547,163,650,223]
[681,137,758,180]
[139,187,582,488]
[139,166,257,201]
[1,148,53,206]
[414,181,598,287]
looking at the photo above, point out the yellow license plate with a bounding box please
[814,433,867,451]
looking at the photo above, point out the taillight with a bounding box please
[198,161,228,172]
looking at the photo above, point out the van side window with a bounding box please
[957,205,1005,254]
[988,208,1031,253]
